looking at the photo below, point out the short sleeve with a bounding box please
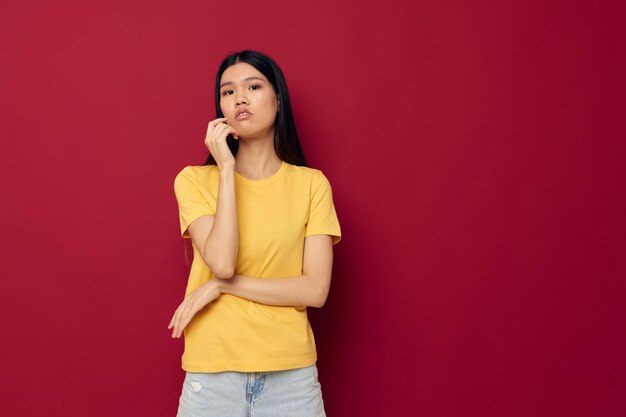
[173,169,216,238]
[305,171,342,245]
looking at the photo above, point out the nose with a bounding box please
[235,90,249,105]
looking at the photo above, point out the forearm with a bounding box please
[203,166,238,277]
[217,273,329,308]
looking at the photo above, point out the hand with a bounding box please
[205,117,239,169]
[168,279,222,338]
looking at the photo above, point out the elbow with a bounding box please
[310,296,327,308]
[203,257,235,279]
[212,265,235,279]
[201,246,238,279]
[310,288,329,308]
[310,299,326,308]
[306,273,331,308]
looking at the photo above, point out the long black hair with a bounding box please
[204,50,308,167]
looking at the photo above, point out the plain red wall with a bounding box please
[1,1,624,416]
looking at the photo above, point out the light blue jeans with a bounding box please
[176,364,326,417]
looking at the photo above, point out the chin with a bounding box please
[241,126,271,138]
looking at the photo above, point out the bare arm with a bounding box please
[168,234,334,338]
[187,118,240,278]
[188,166,238,278]
[219,234,334,308]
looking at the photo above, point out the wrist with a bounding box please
[216,274,236,295]
[219,165,235,175]
[211,277,224,295]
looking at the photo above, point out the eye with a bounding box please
[221,89,233,96]
[249,84,260,91]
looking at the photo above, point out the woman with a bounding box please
[168,50,341,417]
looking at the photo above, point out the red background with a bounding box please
[1,1,625,416]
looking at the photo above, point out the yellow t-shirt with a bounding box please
[173,160,341,372]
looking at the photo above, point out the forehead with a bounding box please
[220,62,268,85]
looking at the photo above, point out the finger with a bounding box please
[206,122,225,142]
[205,135,216,156]
[178,315,193,338]
[178,296,202,337]
[178,301,200,337]
[168,306,180,331]
[173,302,186,337]
[206,118,228,139]
[177,302,197,337]
[206,127,224,155]
[214,123,239,141]
[174,303,187,337]
[170,316,177,337]
[226,125,239,139]
[206,124,226,150]
[172,308,183,337]
[176,316,188,338]
[175,298,195,337]
[207,117,227,128]
[211,122,230,140]
[211,125,236,149]
[218,121,239,139]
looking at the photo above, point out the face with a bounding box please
[219,62,279,140]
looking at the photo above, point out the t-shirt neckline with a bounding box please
[234,161,287,185]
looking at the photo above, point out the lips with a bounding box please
[235,109,253,120]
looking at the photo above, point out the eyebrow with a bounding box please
[220,76,265,89]
[220,76,266,89]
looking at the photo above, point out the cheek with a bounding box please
[220,104,231,117]
[263,95,278,113]
[219,96,233,114]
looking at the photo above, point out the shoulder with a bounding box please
[173,165,220,199]
[176,164,217,178]
[283,164,336,201]
[174,164,218,184]
[284,163,330,184]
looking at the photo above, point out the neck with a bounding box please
[235,134,282,180]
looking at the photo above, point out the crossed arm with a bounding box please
[168,210,334,338]
[168,165,335,338]
[221,234,333,308]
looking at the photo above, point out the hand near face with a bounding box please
[205,117,238,169]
